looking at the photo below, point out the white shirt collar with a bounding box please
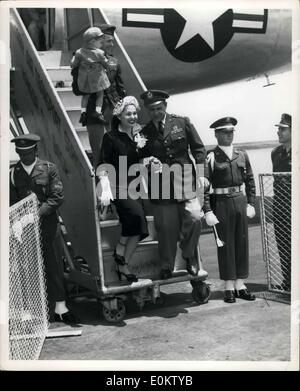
[218,145,233,160]
[21,158,37,175]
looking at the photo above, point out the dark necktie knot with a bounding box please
[158,121,164,134]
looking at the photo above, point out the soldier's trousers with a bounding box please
[211,193,249,280]
[41,216,65,303]
[152,198,202,270]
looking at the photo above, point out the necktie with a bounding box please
[158,121,164,134]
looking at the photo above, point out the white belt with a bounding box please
[213,186,242,195]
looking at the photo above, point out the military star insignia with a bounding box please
[175,9,227,51]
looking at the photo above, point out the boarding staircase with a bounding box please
[38,50,91,153]
[38,49,162,285]
[10,7,194,297]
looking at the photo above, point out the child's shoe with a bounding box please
[79,112,87,126]
[91,111,108,125]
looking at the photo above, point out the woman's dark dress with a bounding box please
[99,128,149,240]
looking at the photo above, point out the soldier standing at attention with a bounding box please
[10,134,77,324]
[203,117,256,303]
[271,113,291,291]
[140,90,208,280]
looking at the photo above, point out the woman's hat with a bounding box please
[113,96,140,116]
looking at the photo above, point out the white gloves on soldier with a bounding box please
[205,211,219,226]
[246,204,256,219]
[198,176,210,190]
[97,175,114,206]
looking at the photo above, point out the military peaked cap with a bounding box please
[210,117,238,131]
[140,90,169,107]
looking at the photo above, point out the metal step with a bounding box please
[38,50,72,67]
[102,240,158,253]
[47,67,72,83]
[65,106,81,127]
[100,216,155,228]
[75,127,90,150]
[56,87,81,106]
[100,217,157,250]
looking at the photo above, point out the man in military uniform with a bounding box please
[10,134,77,323]
[203,117,256,303]
[271,113,291,291]
[85,23,126,167]
[140,90,207,280]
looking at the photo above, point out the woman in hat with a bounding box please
[97,96,149,282]
[70,26,111,125]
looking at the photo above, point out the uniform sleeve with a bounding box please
[184,117,206,164]
[70,50,81,68]
[115,63,126,98]
[98,133,114,167]
[271,147,276,170]
[39,164,64,217]
[244,151,256,205]
[202,155,213,213]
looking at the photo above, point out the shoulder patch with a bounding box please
[170,114,186,119]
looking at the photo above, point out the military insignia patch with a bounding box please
[171,125,183,133]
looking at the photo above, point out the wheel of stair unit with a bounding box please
[102,299,126,323]
[190,280,210,305]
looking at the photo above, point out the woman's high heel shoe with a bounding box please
[113,242,126,265]
[116,264,138,283]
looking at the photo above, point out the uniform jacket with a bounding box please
[70,47,110,93]
[271,145,291,173]
[103,53,126,108]
[203,146,256,212]
[141,113,206,203]
[10,158,64,218]
[271,145,291,199]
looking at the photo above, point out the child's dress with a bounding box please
[71,48,110,94]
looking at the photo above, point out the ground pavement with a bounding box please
[39,225,290,361]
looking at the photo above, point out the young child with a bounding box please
[70,26,110,125]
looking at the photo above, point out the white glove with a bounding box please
[198,176,210,189]
[100,190,113,206]
[246,204,256,219]
[149,156,162,173]
[205,211,219,226]
[96,175,114,206]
